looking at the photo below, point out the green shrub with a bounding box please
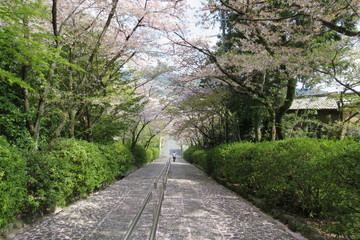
[25,150,69,212]
[26,139,136,213]
[150,147,159,160]
[51,139,110,198]
[129,144,147,167]
[317,140,360,238]
[183,145,202,163]
[189,138,359,238]
[192,149,207,170]
[252,139,325,212]
[0,137,136,231]
[26,139,102,210]
[0,136,27,230]
[205,145,223,176]
[144,147,159,162]
[99,142,135,179]
[219,142,255,186]
[146,148,153,163]
[205,143,250,178]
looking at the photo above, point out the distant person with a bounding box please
[172,151,176,162]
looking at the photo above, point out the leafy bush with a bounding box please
[219,142,255,185]
[251,139,326,213]
[26,139,101,210]
[183,145,202,163]
[129,144,147,167]
[150,147,159,160]
[146,148,153,162]
[0,137,27,229]
[185,138,360,238]
[99,142,135,179]
[0,137,136,232]
[145,147,159,162]
[26,139,135,213]
[192,149,207,170]
[317,140,360,237]
[25,150,69,212]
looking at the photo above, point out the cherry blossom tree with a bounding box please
[3,0,187,149]
[122,63,175,149]
[171,0,360,141]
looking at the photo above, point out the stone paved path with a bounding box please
[11,157,306,240]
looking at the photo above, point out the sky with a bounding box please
[184,0,220,44]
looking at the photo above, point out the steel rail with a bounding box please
[122,161,170,240]
[122,190,153,240]
[149,162,170,239]
[149,186,165,240]
[163,162,170,189]
[154,162,168,189]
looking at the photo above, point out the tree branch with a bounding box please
[320,19,360,37]
[89,0,119,63]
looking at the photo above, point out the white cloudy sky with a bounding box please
[184,0,220,42]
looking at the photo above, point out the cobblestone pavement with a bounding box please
[11,157,306,240]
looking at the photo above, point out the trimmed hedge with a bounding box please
[129,144,147,167]
[130,145,159,166]
[99,142,135,180]
[146,147,159,163]
[0,137,137,232]
[183,138,360,238]
[0,137,27,229]
[150,147,160,160]
[183,145,202,163]
[26,139,136,212]
[146,148,153,163]
[192,149,207,171]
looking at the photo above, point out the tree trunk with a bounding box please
[20,17,36,137]
[275,114,285,140]
[22,64,36,137]
[46,109,70,149]
[268,111,277,141]
[224,116,229,143]
[254,110,262,142]
[275,77,297,140]
[83,106,93,142]
[20,18,45,150]
[32,85,50,150]
[235,119,241,141]
[271,120,276,141]
[69,109,76,138]
[340,121,350,140]
[33,0,59,150]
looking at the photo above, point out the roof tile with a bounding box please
[290,96,338,110]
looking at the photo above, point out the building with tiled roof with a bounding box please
[289,92,359,123]
[288,92,359,139]
[289,95,339,110]
[288,94,341,123]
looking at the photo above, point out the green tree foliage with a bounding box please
[0,0,59,147]
[0,0,52,87]
[0,84,32,147]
